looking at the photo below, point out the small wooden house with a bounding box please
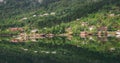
[9,28,24,32]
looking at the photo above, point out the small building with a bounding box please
[31,29,39,33]
[109,47,115,52]
[109,13,115,17]
[19,17,27,21]
[76,18,80,21]
[81,22,88,26]
[22,17,27,20]
[43,13,49,16]
[50,12,56,15]
[89,26,95,31]
[9,28,24,32]
[33,15,36,17]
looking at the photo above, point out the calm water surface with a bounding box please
[0,35,120,63]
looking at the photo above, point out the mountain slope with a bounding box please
[0,0,120,33]
[0,0,59,20]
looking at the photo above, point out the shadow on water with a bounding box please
[0,35,120,63]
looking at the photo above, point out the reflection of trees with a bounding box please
[0,42,119,63]
[1,35,120,63]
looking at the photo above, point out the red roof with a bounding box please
[9,28,24,32]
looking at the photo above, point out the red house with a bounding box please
[9,28,24,32]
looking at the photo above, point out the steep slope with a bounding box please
[0,0,59,20]
[0,0,120,32]
[43,0,120,34]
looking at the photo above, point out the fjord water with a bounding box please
[0,36,120,63]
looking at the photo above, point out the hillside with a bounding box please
[0,0,120,33]
[0,0,59,20]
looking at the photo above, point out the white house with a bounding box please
[43,13,49,16]
[33,15,37,17]
[76,18,80,21]
[109,13,115,17]
[50,12,56,15]
[89,26,95,31]
[31,29,39,33]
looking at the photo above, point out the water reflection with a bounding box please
[0,34,120,63]
[0,42,120,63]
[0,33,120,43]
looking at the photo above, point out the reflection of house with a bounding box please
[116,30,120,35]
[98,26,108,31]
[46,34,54,38]
[89,36,94,40]
[80,32,87,38]
[67,35,72,40]
[116,35,120,38]
[11,39,19,43]
[31,39,37,42]
[97,36,108,43]
[11,39,23,43]
[65,27,73,35]
[97,26,108,36]
[9,28,24,32]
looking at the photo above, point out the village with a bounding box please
[8,21,120,43]
[1,11,119,42]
